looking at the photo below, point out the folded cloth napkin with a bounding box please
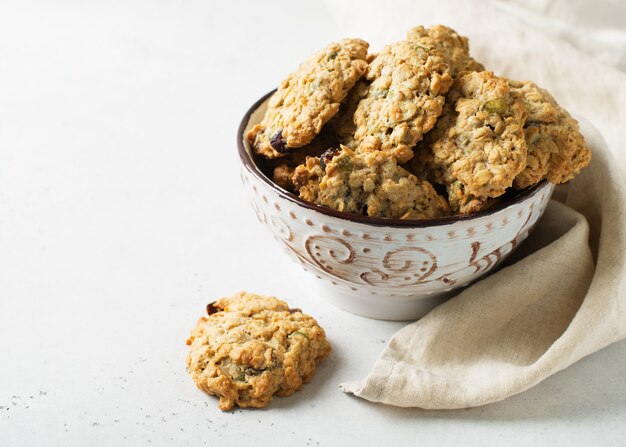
[340,118,626,408]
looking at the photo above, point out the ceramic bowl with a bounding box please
[238,91,554,320]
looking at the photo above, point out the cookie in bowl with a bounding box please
[246,39,369,159]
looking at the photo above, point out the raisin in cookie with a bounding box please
[292,145,449,219]
[417,71,527,213]
[508,80,591,189]
[407,25,484,76]
[351,40,453,164]
[247,39,369,159]
[186,292,331,411]
[264,128,339,191]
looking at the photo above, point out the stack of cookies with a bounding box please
[247,25,591,218]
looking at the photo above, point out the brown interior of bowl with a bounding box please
[237,90,549,228]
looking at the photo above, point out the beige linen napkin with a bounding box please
[340,118,626,408]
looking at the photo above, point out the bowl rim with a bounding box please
[237,90,550,228]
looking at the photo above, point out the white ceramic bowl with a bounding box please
[238,92,554,320]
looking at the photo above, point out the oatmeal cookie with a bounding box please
[446,181,493,214]
[327,79,370,146]
[351,40,453,164]
[292,155,325,203]
[418,71,527,213]
[408,157,495,214]
[407,25,485,76]
[508,80,591,189]
[293,145,449,219]
[272,163,297,191]
[247,39,369,158]
[186,292,331,411]
[265,128,339,191]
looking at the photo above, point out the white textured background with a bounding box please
[1,1,625,445]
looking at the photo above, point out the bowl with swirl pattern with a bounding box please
[238,92,554,320]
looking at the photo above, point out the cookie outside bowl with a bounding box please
[238,91,554,321]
